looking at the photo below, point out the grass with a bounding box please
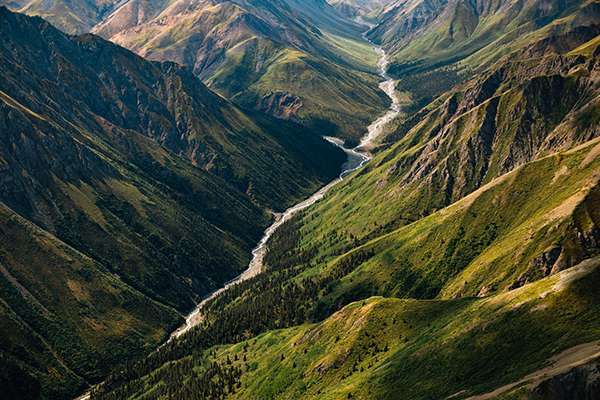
[135,256,600,400]
[288,136,600,308]
[101,0,388,141]
[266,49,598,289]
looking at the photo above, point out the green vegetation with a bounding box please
[1,2,600,400]
[90,14,600,396]
[0,204,180,399]
[278,50,600,275]
[93,0,389,140]
[0,7,344,399]
[94,257,600,399]
[92,135,600,399]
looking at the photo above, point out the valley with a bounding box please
[0,1,598,400]
[170,36,399,342]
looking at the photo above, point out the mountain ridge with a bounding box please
[0,1,599,399]
[0,6,345,398]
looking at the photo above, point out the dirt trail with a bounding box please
[464,341,600,399]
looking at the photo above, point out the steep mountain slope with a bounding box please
[93,136,600,399]
[0,0,123,33]
[0,203,180,399]
[89,29,600,400]
[91,0,388,140]
[368,0,600,112]
[0,7,344,399]
[268,41,600,275]
[371,0,599,71]
[1,6,345,210]
[1,2,598,400]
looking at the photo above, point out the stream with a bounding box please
[76,29,401,400]
[170,39,401,340]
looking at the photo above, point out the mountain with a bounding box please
[0,0,122,33]
[93,126,600,400]
[1,1,599,399]
[90,5,600,399]
[327,0,388,20]
[0,7,345,399]
[1,0,389,141]
[90,0,389,141]
[368,0,600,112]
[262,35,600,303]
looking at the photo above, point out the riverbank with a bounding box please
[170,38,402,341]
[75,28,402,400]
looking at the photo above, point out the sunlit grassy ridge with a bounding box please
[266,48,600,280]
[110,257,600,399]
[92,128,600,400]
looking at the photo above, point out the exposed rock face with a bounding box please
[532,358,600,400]
[368,0,448,49]
[383,54,600,213]
[257,91,304,120]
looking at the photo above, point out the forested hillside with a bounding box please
[90,2,600,399]
[0,7,344,398]
[0,1,599,399]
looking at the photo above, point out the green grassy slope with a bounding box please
[0,7,344,398]
[0,202,180,399]
[91,134,600,400]
[299,137,600,307]
[94,256,600,399]
[215,258,600,400]
[93,0,388,140]
[87,24,600,400]
[265,48,600,275]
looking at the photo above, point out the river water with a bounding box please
[170,41,401,340]
[76,33,401,400]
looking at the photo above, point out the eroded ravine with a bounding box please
[170,39,402,340]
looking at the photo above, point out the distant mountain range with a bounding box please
[1,0,390,141]
[0,1,598,399]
